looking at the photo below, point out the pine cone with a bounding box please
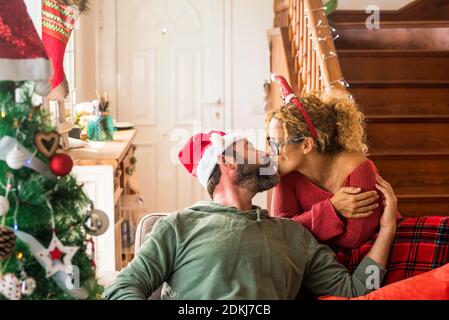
[0,227,16,260]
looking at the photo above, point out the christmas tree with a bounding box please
[0,0,103,300]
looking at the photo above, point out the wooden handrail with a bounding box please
[287,0,347,93]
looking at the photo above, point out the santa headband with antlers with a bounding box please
[271,74,318,140]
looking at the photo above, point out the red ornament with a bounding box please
[49,153,73,176]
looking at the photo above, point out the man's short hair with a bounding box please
[207,164,222,199]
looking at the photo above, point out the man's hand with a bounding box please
[330,187,379,219]
[376,175,398,231]
[366,176,397,269]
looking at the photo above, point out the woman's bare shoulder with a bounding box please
[337,151,370,176]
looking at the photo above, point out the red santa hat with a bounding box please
[179,130,246,189]
[0,0,52,95]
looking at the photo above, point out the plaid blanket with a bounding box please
[334,216,449,285]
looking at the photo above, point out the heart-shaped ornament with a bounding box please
[0,273,21,300]
[34,131,61,158]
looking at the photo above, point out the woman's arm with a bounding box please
[271,162,384,248]
[331,161,384,248]
[271,174,345,242]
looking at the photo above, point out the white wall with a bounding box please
[229,0,273,208]
[230,0,272,148]
[337,0,415,11]
[74,9,98,103]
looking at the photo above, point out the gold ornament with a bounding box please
[34,131,61,158]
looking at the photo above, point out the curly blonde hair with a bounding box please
[265,90,368,155]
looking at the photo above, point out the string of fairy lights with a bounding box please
[302,5,350,89]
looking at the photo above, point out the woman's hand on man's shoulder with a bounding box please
[330,187,379,220]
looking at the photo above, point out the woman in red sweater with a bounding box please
[265,78,449,284]
[267,89,395,249]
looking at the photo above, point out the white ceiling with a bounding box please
[337,0,415,11]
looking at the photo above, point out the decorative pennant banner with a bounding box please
[0,136,56,179]
[15,230,87,299]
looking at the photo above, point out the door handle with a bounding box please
[201,99,222,106]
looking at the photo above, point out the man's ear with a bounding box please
[217,154,236,171]
[302,137,314,155]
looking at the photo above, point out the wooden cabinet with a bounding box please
[115,144,145,269]
[68,130,144,272]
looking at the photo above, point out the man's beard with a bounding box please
[234,159,280,193]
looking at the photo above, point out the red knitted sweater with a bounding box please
[271,159,398,249]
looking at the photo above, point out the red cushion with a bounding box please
[320,263,449,300]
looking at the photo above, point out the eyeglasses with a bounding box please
[266,136,306,155]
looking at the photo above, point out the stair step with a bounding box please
[334,26,449,50]
[369,156,449,196]
[398,194,449,200]
[397,193,449,217]
[348,80,449,88]
[379,186,449,199]
[397,200,449,217]
[367,115,449,123]
[350,86,449,116]
[366,122,449,153]
[339,49,449,57]
[334,21,449,29]
[370,151,449,159]
[339,50,449,82]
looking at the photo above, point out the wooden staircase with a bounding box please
[271,0,449,216]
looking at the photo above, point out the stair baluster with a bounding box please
[286,0,346,93]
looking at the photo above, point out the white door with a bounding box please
[117,0,225,212]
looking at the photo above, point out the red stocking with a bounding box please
[42,0,80,100]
